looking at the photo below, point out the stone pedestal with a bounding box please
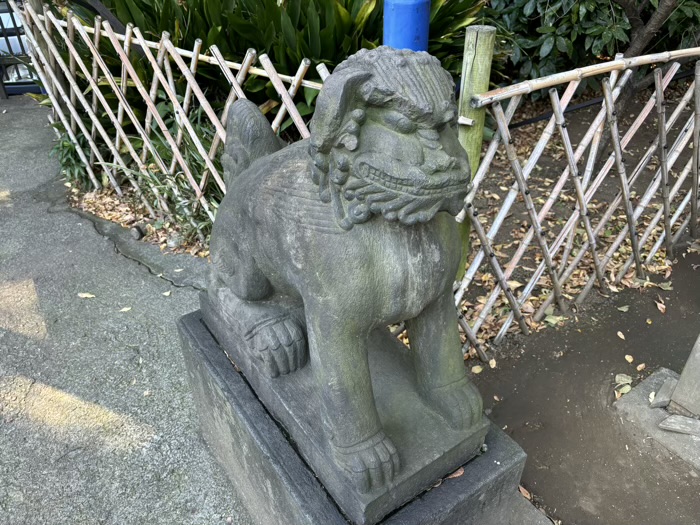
[178,311,549,525]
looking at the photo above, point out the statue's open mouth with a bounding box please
[356,160,468,198]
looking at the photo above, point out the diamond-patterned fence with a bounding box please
[11,0,700,360]
[10,0,321,235]
[454,50,700,359]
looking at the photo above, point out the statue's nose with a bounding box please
[421,147,457,174]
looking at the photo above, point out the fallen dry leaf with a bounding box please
[489,359,497,369]
[519,485,532,500]
[618,384,632,395]
[471,365,484,374]
[119,307,132,312]
[78,293,95,299]
[636,363,646,371]
[617,331,626,340]
[649,391,656,404]
[617,305,630,312]
[162,291,171,297]
[625,355,634,363]
[447,467,464,479]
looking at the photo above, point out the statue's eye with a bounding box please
[384,111,417,134]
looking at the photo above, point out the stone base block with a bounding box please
[615,368,700,471]
[178,311,550,525]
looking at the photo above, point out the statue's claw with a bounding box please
[247,316,307,378]
[424,377,483,430]
[332,431,400,493]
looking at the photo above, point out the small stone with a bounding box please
[650,377,678,409]
[659,414,700,437]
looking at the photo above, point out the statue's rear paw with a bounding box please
[246,316,307,378]
[424,377,483,430]
[332,431,400,493]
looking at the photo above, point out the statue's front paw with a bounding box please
[247,316,307,377]
[332,431,400,493]
[424,377,483,430]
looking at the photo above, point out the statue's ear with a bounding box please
[310,68,372,153]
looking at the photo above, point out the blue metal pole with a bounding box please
[383,0,430,51]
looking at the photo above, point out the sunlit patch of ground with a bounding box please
[0,375,155,452]
[0,279,46,341]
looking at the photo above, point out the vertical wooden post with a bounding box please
[456,25,496,280]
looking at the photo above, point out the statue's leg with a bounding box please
[405,294,483,430]
[305,303,400,493]
[209,236,307,377]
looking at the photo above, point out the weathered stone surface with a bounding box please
[615,368,700,471]
[179,311,549,525]
[659,415,700,437]
[202,45,488,522]
[649,377,677,409]
[202,296,489,525]
[178,311,345,525]
[669,333,700,417]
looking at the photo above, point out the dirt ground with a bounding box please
[473,244,700,524]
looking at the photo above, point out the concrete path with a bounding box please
[0,97,252,524]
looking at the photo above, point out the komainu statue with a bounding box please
[204,47,487,502]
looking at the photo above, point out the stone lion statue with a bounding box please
[205,46,485,495]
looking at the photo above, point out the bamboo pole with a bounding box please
[549,88,607,291]
[492,101,568,312]
[316,63,330,81]
[258,54,310,138]
[88,15,101,170]
[533,109,695,322]
[457,314,486,361]
[113,22,134,183]
[162,52,177,95]
[692,61,700,238]
[210,45,247,100]
[100,22,216,215]
[459,80,585,333]
[160,36,226,141]
[637,159,693,266]
[197,48,257,193]
[35,12,326,93]
[272,58,311,133]
[140,33,168,164]
[16,4,112,192]
[167,38,203,175]
[654,68,674,258]
[473,47,700,108]
[31,7,158,213]
[558,58,623,274]
[24,37,100,189]
[466,202,530,336]
[455,81,580,311]
[55,15,177,218]
[602,77,646,278]
[66,10,76,134]
[616,136,695,280]
[58,14,179,218]
[128,27,226,193]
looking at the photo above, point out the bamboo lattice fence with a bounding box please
[11,0,700,360]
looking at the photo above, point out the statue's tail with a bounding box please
[221,99,286,185]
